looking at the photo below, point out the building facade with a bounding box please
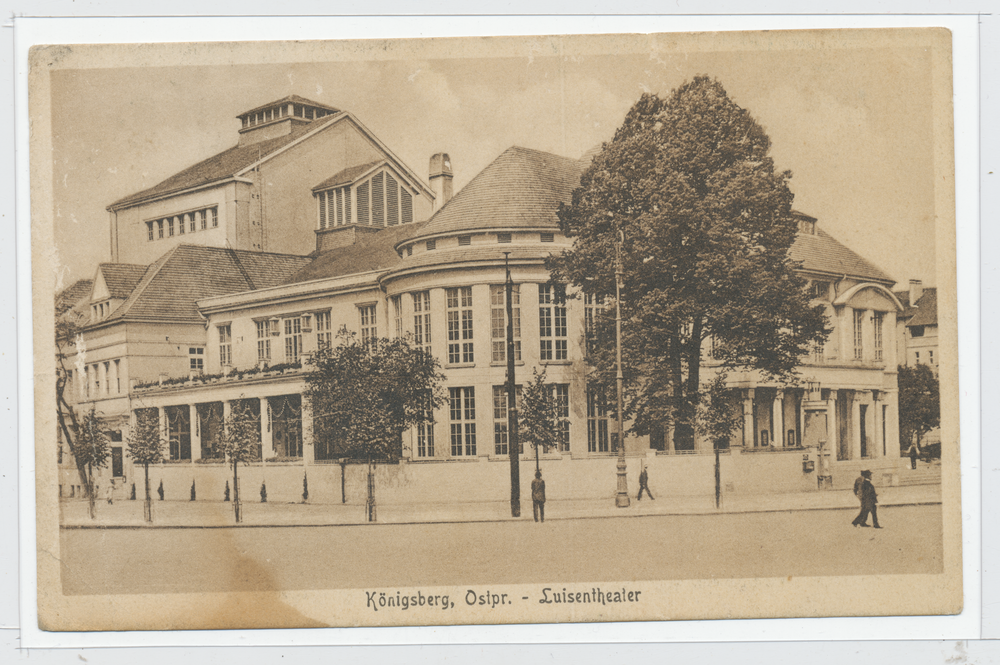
[56,98,907,505]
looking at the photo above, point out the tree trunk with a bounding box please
[143,463,152,523]
[232,460,242,523]
[87,462,96,520]
[366,457,376,522]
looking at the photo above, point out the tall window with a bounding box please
[416,391,435,458]
[413,291,431,354]
[447,287,474,364]
[553,383,570,452]
[539,284,568,361]
[189,347,204,372]
[255,321,271,362]
[284,317,302,363]
[83,366,89,398]
[315,311,332,350]
[587,387,610,453]
[492,385,522,456]
[853,309,865,361]
[114,359,121,393]
[167,217,175,237]
[360,305,377,344]
[813,340,824,363]
[873,312,884,361]
[449,387,477,456]
[584,293,604,354]
[102,362,110,395]
[210,207,218,228]
[490,285,521,363]
[157,220,164,239]
[147,222,154,241]
[218,325,232,367]
[392,295,403,339]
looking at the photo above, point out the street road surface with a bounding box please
[60,505,942,595]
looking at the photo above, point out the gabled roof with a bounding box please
[97,263,148,299]
[312,160,384,192]
[894,287,937,327]
[282,223,427,285]
[55,279,94,317]
[790,228,894,284]
[238,95,340,119]
[108,114,344,210]
[410,145,585,240]
[97,244,312,325]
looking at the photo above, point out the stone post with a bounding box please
[743,389,755,448]
[190,404,201,461]
[773,390,785,447]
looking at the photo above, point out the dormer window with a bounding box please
[314,164,414,230]
[427,239,437,251]
[540,232,555,243]
[458,235,472,247]
[797,217,817,235]
[497,233,512,244]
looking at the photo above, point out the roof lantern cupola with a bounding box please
[237,95,341,147]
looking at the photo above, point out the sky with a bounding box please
[45,31,944,291]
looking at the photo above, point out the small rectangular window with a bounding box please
[189,347,205,372]
[540,232,555,243]
[497,233,512,244]
[426,239,437,251]
[147,222,154,241]
[168,217,175,237]
[458,235,472,247]
[210,207,218,228]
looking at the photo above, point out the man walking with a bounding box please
[531,469,546,523]
[637,464,654,500]
[852,470,881,528]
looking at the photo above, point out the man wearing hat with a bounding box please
[852,470,881,528]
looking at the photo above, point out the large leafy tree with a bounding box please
[127,408,165,523]
[549,76,829,448]
[897,363,940,451]
[305,328,445,521]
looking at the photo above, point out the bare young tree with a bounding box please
[127,408,165,523]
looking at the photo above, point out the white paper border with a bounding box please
[10,9,982,649]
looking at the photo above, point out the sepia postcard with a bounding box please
[30,28,962,632]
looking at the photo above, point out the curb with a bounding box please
[60,500,943,530]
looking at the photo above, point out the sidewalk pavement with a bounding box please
[59,482,942,529]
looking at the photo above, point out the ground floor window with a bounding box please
[197,402,225,459]
[416,391,435,458]
[269,394,303,458]
[165,405,191,460]
[111,447,124,477]
[450,387,476,456]
[587,386,610,453]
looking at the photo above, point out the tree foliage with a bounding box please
[518,368,566,459]
[127,408,165,467]
[897,363,940,449]
[694,374,744,449]
[305,328,446,462]
[71,407,111,476]
[548,76,830,445]
[220,401,262,466]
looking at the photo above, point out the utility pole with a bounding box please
[614,231,630,508]
[505,253,521,517]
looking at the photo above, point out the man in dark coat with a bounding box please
[852,470,881,528]
[909,443,919,470]
[637,465,654,500]
[531,469,546,523]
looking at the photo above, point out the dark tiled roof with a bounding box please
[283,223,427,285]
[312,160,384,192]
[239,95,340,119]
[101,245,312,325]
[789,228,894,283]
[894,287,937,327]
[55,279,94,317]
[98,263,149,299]
[411,146,585,239]
[109,114,343,209]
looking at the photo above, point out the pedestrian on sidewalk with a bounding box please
[531,470,546,523]
[105,482,113,505]
[908,442,919,470]
[852,470,881,528]
[637,464,654,501]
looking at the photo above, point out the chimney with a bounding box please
[429,153,453,211]
[909,279,923,306]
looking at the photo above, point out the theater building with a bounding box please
[57,97,906,506]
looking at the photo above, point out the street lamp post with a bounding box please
[504,252,521,517]
[614,231,630,508]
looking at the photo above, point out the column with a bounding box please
[157,406,167,453]
[851,392,863,461]
[871,391,883,459]
[301,396,313,465]
[773,390,785,447]
[190,404,201,461]
[798,390,806,448]
[826,390,838,456]
[666,423,675,453]
[743,389,755,448]
[261,397,274,459]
